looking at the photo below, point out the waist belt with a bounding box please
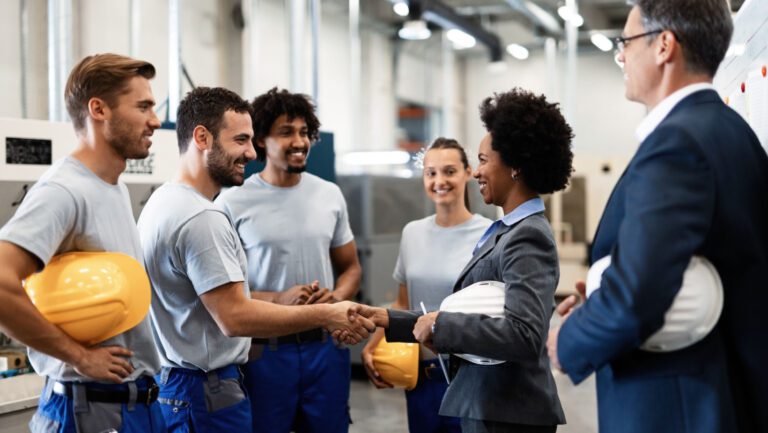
[51,378,159,405]
[252,328,325,345]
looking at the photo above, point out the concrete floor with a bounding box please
[349,312,599,433]
[349,371,597,433]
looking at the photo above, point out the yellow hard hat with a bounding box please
[24,252,151,346]
[372,337,419,390]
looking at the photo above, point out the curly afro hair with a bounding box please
[479,88,574,194]
[251,87,321,161]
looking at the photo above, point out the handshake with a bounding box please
[321,302,389,345]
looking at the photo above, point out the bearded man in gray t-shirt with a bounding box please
[216,87,362,433]
[0,54,165,433]
[138,87,373,433]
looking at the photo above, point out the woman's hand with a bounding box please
[414,311,439,352]
[361,332,394,389]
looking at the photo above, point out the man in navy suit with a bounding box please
[547,1,768,432]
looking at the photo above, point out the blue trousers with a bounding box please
[29,376,166,433]
[405,359,461,433]
[243,338,351,433]
[155,364,252,433]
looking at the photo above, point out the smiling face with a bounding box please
[207,110,255,187]
[103,76,161,160]
[473,133,516,207]
[422,147,471,207]
[259,114,311,174]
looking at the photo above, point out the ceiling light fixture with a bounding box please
[557,5,584,27]
[393,1,409,17]
[506,43,529,60]
[342,151,412,166]
[590,33,613,52]
[446,29,476,49]
[399,20,432,40]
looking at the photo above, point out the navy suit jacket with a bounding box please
[558,90,768,433]
[387,213,565,426]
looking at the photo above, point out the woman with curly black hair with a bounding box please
[370,88,573,433]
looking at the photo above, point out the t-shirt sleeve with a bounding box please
[331,188,355,248]
[177,210,245,296]
[392,226,408,284]
[0,183,76,266]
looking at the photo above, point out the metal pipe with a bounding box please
[168,0,180,123]
[47,0,73,122]
[349,0,361,150]
[310,0,320,104]
[289,0,306,92]
[441,32,455,138]
[504,0,562,37]
[130,0,140,57]
[413,0,503,62]
[20,0,29,118]
[241,0,259,100]
[552,0,581,244]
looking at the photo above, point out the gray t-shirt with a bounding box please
[394,214,492,311]
[216,173,354,292]
[137,183,250,371]
[0,156,160,382]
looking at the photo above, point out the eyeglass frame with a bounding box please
[611,29,681,67]
[611,30,664,53]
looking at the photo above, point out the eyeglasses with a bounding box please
[611,30,663,53]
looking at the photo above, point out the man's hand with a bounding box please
[332,304,389,343]
[305,281,336,304]
[548,280,587,373]
[556,280,586,317]
[323,301,376,345]
[547,326,563,372]
[414,311,438,352]
[361,338,393,389]
[72,345,134,384]
[273,282,318,305]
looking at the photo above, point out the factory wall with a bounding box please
[0,0,641,239]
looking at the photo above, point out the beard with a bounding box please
[284,147,309,174]
[105,116,150,160]
[287,164,306,174]
[208,137,248,187]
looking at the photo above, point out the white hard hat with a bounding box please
[586,255,724,352]
[439,280,507,365]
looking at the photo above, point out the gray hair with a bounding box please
[628,0,733,77]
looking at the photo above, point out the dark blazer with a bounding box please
[387,212,565,426]
[558,90,768,433]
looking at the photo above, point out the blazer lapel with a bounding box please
[453,223,514,291]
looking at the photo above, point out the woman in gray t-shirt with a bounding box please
[361,138,492,433]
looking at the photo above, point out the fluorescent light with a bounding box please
[342,151,411,166]
[557,5,584,27]
[506,44,529,60]
[590,33,613,52]
[446,29,476,49]
[557,5,574,20]
[393,1,409,17]
[398,20,431,40]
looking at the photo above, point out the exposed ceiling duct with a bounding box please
[408,0,503,62]
[504,0,563,37]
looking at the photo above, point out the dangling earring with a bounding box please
[511,171,519,181]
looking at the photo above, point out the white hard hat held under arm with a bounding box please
[586,255,723,352]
